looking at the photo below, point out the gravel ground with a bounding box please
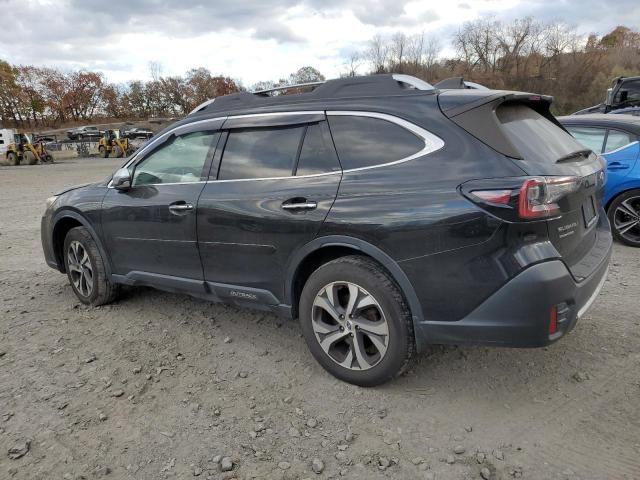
[1,158,639,480]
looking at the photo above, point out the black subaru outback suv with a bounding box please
[42,75,611,386]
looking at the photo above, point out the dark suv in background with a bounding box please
[42,75,611,386]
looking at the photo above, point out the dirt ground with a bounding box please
[0,158,639,480]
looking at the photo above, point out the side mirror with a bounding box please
[605,87,613,106]
[112,168,132,191]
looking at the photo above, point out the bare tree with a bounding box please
[148,61,163,82]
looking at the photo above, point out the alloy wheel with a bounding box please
[67,240,93,297]
[613,195,640,244]
[311,281,389,371]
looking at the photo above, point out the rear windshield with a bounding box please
[496,104,586,162]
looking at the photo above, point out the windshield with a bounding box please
[497,103,588,163]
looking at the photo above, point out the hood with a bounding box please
[55,180,106,196]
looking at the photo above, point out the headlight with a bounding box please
[45,196,58,209]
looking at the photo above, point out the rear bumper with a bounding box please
[418,233,612,348]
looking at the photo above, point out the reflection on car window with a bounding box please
[219,126,304,180]
[604,130,635,153]
[296,123,341,176]
[328,116,424,169]
[133,131,216,186]
[566,126,607,153]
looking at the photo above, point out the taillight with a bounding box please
[466,175,581,221]
[518,176,579,219]
[471,190,512,205]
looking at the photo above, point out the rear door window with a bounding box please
[295,123,341,176]
[218,126,304,180]
[565,126,607,153]
[327,116,424,169]
[604,129,635,153]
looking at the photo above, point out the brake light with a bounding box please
[464,176,581,221]
[471,190,512,205]
[518,176,579,219]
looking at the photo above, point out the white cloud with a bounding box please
[0,0,637,85]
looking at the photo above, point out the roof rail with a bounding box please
[252,81,326,96]
[391,74,433,90]
[189,98,216,115]
[189,74,438,116]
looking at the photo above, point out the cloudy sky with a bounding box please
[1,0,638,86]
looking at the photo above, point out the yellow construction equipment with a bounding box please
[98,129,130,158]
[5,133,54,165]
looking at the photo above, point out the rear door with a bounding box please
[196,114,342,302]
[602,129,639,183]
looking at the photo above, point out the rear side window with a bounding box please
[295,123,341,176]
[219,126,304,180]
[565,126,607,153]
[497,104,587,162]
[604,130,635,153]
[328,116,424,169]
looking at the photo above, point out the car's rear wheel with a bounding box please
[63,227,120,306]
[299,255,414,386]
[608,189,640,247]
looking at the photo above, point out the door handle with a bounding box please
[169,202,194,214]
[281,200,317,211]
[607,162,629,170]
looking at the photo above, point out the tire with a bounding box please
[111,145,123,158]
[23,151,37,165]
[7,152,18,166]
[99,145,108,158]
[43,154,54,163]
[607,189,640,247]
[299,255,414,387]
[63,226,120,306]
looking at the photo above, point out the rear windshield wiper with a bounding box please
[556,149,592,163]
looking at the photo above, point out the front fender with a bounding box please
[51,209,113,276]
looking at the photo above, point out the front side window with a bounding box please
[218,126,304,180]
[295,123,341,176]
[328,116,424,170]
[565,126,607,153]
[604,129,635,153]
[615,80,640,105]
[133,131,216,186]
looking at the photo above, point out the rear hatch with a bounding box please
[439,90,608,281]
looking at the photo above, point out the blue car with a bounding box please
[559,114,640,247]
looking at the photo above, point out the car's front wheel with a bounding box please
[63,227,120,305]
[299,256,414,387]
[608,189,640,247]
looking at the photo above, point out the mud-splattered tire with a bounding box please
[23,151,37,165]
[7,152,19,166]
[42,154,54,163]
[111,145,123,158]
[99,145,108,158]
[299,255,414,387]
[63,226,120,306]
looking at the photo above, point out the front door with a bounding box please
[197,118,342,302]
[102,127,221,280]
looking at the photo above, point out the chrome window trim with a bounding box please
[603,140,639,155]
[109,110,444,187]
